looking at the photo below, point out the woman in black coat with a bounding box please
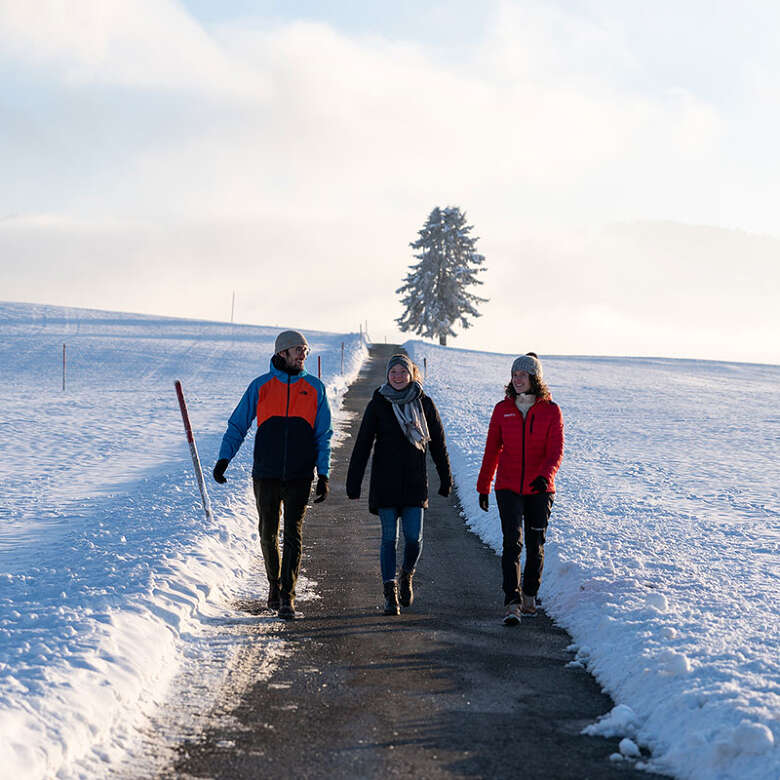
[347,354,452,616]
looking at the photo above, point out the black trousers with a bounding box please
[253,477,312,599]
[495,490,554,604]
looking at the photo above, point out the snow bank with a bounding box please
[406,340,779,780]
[0,302,367,778]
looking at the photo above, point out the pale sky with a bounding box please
[1,0,778,363]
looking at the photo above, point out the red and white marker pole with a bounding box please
[174,380,213,522]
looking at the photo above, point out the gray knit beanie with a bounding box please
[386,354,415,380]
[275,330,309,354]
[511,354,542,379]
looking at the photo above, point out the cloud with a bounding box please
[1,2,729,227]
[0,1,776,363]
[476,220,779,363]
[0,0,266,97]
[0,213,402,337]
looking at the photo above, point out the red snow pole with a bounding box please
[174,380,213,522]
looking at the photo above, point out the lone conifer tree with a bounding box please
[396,206,487,346]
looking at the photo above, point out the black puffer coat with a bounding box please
[346,388,452,515]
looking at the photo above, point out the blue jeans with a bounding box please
[378,506,424,583]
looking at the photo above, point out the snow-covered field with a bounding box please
[2,303,777,780]
[405,341,779,780]
[0,302,367,779]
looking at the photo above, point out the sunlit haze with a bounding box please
[1,0,778,363]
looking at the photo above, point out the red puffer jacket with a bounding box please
[477,397,564,495]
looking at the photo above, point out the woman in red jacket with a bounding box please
[477,353,564,625]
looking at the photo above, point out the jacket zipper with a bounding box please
[520,410,527,493]
[282,375,291,480]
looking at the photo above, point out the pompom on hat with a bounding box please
[511,354,542,379]
[275,330,309,354]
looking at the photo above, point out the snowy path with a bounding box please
[405,341,779,780]
[1,302,777,779]
[165,344,665,779]
[0,302,366,778]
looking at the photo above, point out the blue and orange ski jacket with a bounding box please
[218,359,332,481]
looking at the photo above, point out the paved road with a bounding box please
[166,344,666,779]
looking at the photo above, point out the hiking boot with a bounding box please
[503,601,522,626]
[520,592,537,617]
[399,569,415,608]
[278,595,296,620]
[267,580,281,611]
[383,581,400,616]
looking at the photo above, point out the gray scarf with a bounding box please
[378,381,431,451]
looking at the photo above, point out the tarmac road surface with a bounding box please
[164,344,667,780]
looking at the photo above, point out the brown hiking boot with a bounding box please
[267,580,281,611]
[399,569,415,607]
[503,601,522,626]
[278,594,296,620]
[383,581,400,616]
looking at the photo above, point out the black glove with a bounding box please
[530,475,548,494]
[478,493,489,512]
[213,458,229,484]
[438,483,451,498]
[314,475,329,503]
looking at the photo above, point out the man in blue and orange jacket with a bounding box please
[212,329,332,620]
